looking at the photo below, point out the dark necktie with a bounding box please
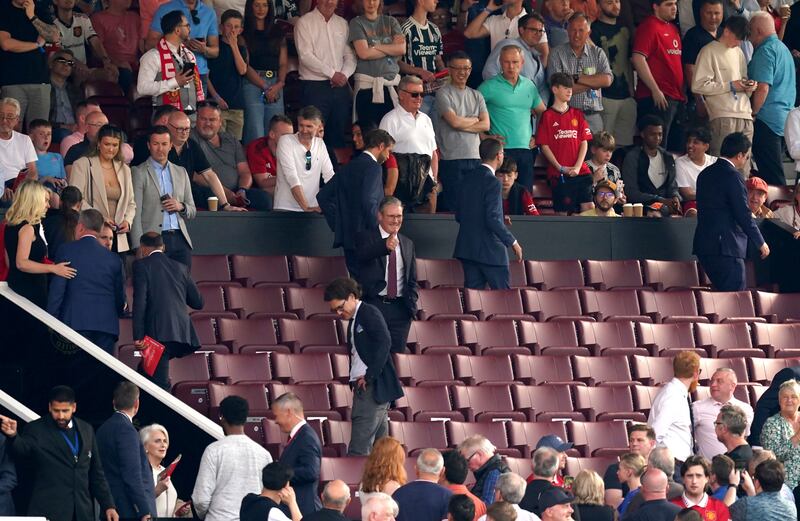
[688,396,698,454]
[387,247,398,298]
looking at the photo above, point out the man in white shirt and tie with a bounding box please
[693,368,754,459]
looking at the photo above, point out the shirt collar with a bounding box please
[290,419,307,439]
[670,377,690,397]
[364,151,378,163]
[150,157,169,171]
[681,493,709,507]
[482,163,496,175]
[116,410,133,423]
[721,157,737,169]
[379,224,390,238]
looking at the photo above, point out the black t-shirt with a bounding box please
[64,137,90,166]
[0,0,50,86]
[208,42,247,110]
[169,139,212,177]
[681,25,718,65]
[590,20,632,100]
[726,444,754,470]
[603,462,631,496]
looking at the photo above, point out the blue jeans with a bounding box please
[242,76,284,145]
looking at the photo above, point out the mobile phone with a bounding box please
[160,193,171,202]
[182,61,195,75]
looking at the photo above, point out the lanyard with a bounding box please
[60,429,80,462]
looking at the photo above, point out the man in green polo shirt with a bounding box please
[478,45,546,191]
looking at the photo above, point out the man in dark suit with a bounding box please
[324,277,404,456]
[303,480,352,521]
[46,208,126,353]
[356,196,419,354]
[133,232,204,389]
[693,132,770,291]
[0,435,16,516]
[453,138,523,289]
[96,382,156,521]
[0,386,118,521]
[318,129,395,279]
[271,392,322,516]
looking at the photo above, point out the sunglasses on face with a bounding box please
[402,89,423,98]
[55,57,75,66]
[305,150,312,170]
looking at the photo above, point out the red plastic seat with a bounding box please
[330,354,351,384]
[525,260,588,290]
[226,286,297,320]
[755,292,800,323]
[208,382,270,442]
[84,80,125,98]
[696,291,764,324]
[290,255,348,287]
[446,421,519,457]
[583,260,645,290]
[458,320,528,356]
[518,321,588,356]
[697,358,748,386]
[191,255,232,284]
[394,386,464,422]
[631,385,661,415]
[452,355,515,385]
[191,286,237,320]
[766,185,794,209]
[415,258,465,288]
[416,288,475,321]
[580,289,652,323]
[695,322,762,358]
[389,421,448,455]
[277,318,344,354]
[451,385,527,422]
[270,353,335,384]
[406,320,467,355]
[638,290,709,324]
[463,288,530,321]
[572,385,646,422]
[191,316,223,349]
[118,318,134,345]
[267,383,343,420]
[170,354,212,413]
[321,420,352,456]
[636,321,702,356]
[521,289,588,322]
[641,260,708,291]
[572,355,637,386]
[217,318,287,354]
[531,179,553,209]
[507,422,569,457]
[631,356,675,386]
[261,418,289,456]
[565,457,620,477]
[211,353,272,384]
[230,255,293,287]
[285,287,339,320]
[320,456,368,486]
[510,385,584,421]
[752,323,800,358]
[115,344,141,370]
[577,320,647,356]
[509,261,528,288]
[568,421,630,457]
[511,354,580,385]
[393,353,459,387]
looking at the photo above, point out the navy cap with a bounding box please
[536,435,573,452]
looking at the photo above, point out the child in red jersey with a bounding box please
[670,456,731,521]
[536,72,594,215]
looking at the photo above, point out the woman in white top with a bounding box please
[140,424,191,518]
[773,185,800,239]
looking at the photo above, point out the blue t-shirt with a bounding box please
[748,34,794,136]
[36,152,66,179]
[150,0,218,75]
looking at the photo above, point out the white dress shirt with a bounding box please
[379,106,437,179]
[648,377,694,461]
[349,301,368,381]
[289,419,307,439]
[785,107,800,173]
[273,133,335,212]
[295,8,357,81]
[478,504,541,521]
[483,8,528,49]
[137,40,193,98]
[378,224,404,298]
[692,396,754,459]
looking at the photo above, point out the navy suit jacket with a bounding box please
[356,227,419,317]
[693,158,765,258]
[348,302,404,404]
[96,412,156,519]
[453,165,516,266]
[0,436,16,516]
[47,236,125,336]
[279,423,323,516]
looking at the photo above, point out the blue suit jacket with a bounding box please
[348,302,404,404]
[279,423,323,516]
[453,165,516,266]
[47,236,125,336]
[0,436,16,516]
[693,158,765,258]
[95,412,156,519]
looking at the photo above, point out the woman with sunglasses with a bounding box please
[69,125,137,253]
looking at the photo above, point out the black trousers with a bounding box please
[461,259,510,290]
[697,255,746,291]
[355,88,394,130]
[78,330,118,354]
[139,341,194,390]
[161,230,192,269]
[752,118,787,186]
[364,296,413,354]
[302,80,352,149]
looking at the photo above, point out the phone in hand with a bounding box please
[182,61,195,75]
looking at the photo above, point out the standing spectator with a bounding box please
[240,463,302,521]
[536,73,593,215]
[694,132,769,291]
[271,392,323,516]
[676,127,717,212]
[96,382,156,521]
[140,424,191,518]
[207,10,248,141]
[140,0,170,43]
[537,490,575,521]
[786,106,800,180]
[616,453,646,516]
[0,0,59,127]
[60,101,101,157]
[620,115,681,211]
[759,379,800,491]
[519,447,559,516]
[622,469,681,521]
[543,0,572,48]
[42,185,82,257]
[748,11,794,185]
[579,179,619,216]
[497,158,540,216]
[436,51,489,211]
[477,473,538,521]
[273,106,334,212]
[91,0,141,92]
[463,0,528,50]
[52,0,118,84]
[631,0,685,146]
[295,0,356,150]
[682,0,724,123]
[547,13,613,134]
[48,50,81,142]
[746,176,774,218]
[479,46,545,191]
[359,437,408,499]
[0,435,15,516]
[349,0,406,128]
[241,0,287,144]
[302,481,351,521]
[0,98,38,194]
[440,450,487,521]
[591,0,636,146]
[393,449,453,521]
[46,209,125,353]
[670,456,731,519]
[0,386,118,521]
[693,368,754,460]
[64,111,136,171]
[573,470,614,521]
[400,0,444,114]
[730,460,797,521]
[458,434,510,506]
[716,404,755,470]
[30,120,67,192]
[245,115,294,196]
[603,425,656,509]
[194,395,274,521]
[691,16,754,158]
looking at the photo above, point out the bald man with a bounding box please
[302,480,351,521]
[393,449,454,521]
[623,469,681,521]
[63,110,134,170]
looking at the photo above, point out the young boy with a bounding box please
[207,10,248,141]
[29,120,68,193]
[536,72,594,215]
[675,126,716,212]
[496,158,540,216]
[586,130,626,204]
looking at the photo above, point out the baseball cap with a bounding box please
[746,176,769,193]
[536,435,573,452]
[539,488,574,511]
[594,179,617,194]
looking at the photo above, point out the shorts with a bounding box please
[552,174,593,213]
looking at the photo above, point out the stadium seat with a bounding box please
[321,420,352,456]
[191,316,225,350]
[458,320,528,356]
[631,356,676,386]
[631,385,661,415]
[525,260,588,290]
[571,355,637,386]
[750,385,768,404]
[766,185,794,210]
[191,286,237,320]
[285,287,339,320]
[638,290,709,324]
[452,355,515,385]
[696,291,764,324]
[641,260,708,291]
[330,354,351,384]
[211,353,272,384]
[415,258,465,288]
[118,318,134,345]
[506,457,535,477]
[230,255,294,287]
[579,289,652,323]
[572,385,646,422]
[752,323,800,358]
[697,358,749,385]
[693,385,751,405]
[568,421,629,457]
[511,354,581,385]
[394,386,464,422]
[115,344,141,370]
[406,320,468,355]
[416,288,475,321]
[290,255,349,287]
[451,385,527,422]
[576,320,647,356]
[389,421,448,455]
[463,289,530,321]
[191,255,232,285]
[518,321,588,356]
[509,261,528,288]
[261,418,289,456]
[277,318,344,354]
[446,421,520,457]
[510,385,584,421]
[225,286,297,320]
[393,354,460,387]
[270,353,335,384]
[521,289,588,322]
[636,321,702,356]
[170,354,212,413]
[208,382,270,442]
[755,292,800,323]
[583,260,645,290]
[217,318,287,354]
[694,322,762,358]
[565,457,619,477]
[320,456,368,487]
[507,422,569,457]
[267,383,342,420]
[84,80,125,99]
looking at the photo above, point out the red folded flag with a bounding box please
[140,336,165,376]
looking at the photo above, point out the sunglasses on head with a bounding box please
[305,150,312,170]
[190,8,200,24]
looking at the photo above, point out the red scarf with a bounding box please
[156,38,205,110]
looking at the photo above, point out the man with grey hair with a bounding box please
[693,367,754,459]
[393,448,453,521]
[623,447,684,515]
[363,493,399,521]
[459,435,510,506]
[479,473,541,521]
[716,404,754,470]
[302,480,351,521]
[623,468,681,521]
[519,447,559,516]
[0,98,37,204]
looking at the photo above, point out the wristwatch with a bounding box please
[572,73,580,84]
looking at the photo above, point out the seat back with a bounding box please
[388,421,448,454]
[417,287,468,320]
[278,318,340,351]
[631,356,675,386]
[285,287,336,319]
[580,289,645,321]
[521,289,583,321]
[407,320,460,351]
[393,354,456,386]
[572,355,633,385]
[226,286,289,317]
[695,322,754,351]
[270,353,335,384]
[217,318,279,349]
[230,255,292,286]
[415,258,465,288]
[526,260,586,290]
[755,292,800,322]
[452,355,514,385]
[211,353,272,383]
[577,320,637,348]
[636,322,696,351]
[511,354,575,385]
[290,255,348,287]
[459,320,520,353]
[696,291,758,321]
[463,289,524,319]
[583,260,644,290]
[518,321,580,349]
[642,260,702,290]
[191,255,231,283]
[638,290,701,320]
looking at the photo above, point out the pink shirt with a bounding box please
[91,10,141,68]
[139,0,171,39]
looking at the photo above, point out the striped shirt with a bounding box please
[547,42,612,113]
[401,16,442,73]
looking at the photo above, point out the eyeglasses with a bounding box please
[190,8,200,24]
[402,89,423,98]
[524,26,545,33]
[55,57,75,66]
[450,66,472,72]
[168,123,191,133]
[86,122,106,127]
[596,191,616,198]
[0,114,19,121]
[305,150,312,170]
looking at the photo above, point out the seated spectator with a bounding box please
[645,201,671,217]
[273,105,335,212]
[463,0,529,50]
[91,0,141,93]
[245,115,294,196]
[746,176,774,218]
[140,424,191,518]
[485,501,518,521]
[772,185,800,236]
[0,98,38,207]
[572,470,614,521]
[535,435,571,487]
[670,456,731,519]
[623,468,681,521]
[675,127,717,211]
[709,455,737,505]
[363,493,400,521]
[240,462,302,521]
[477,473,538,521]
[496,158,539,216]
[603,424,656,509]
[580,179,620,217]
[48,50,81,143]
[458,435,510,507]
[393,449,453,521]
[449,494,477,521]
[621,115,681,213]
[616,452,646,516]
[53,0,118,83]
[759,379,800,491]
[519,447,559,515]
[536,72,593,215]
[537,489,574,521]
[586,131,626,204]
[624,447,684,514]
[207,9,248,141]
[359,437,408,500]
[0,435,15,516]
[42,185,82,256]
[60,101,101,157]
[29,120,67,193]
[193,102,271,210]
[744,449,796,504]
[731,459,797,521]
[440,451,487,521]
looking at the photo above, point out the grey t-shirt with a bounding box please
[434,83,487,160]
[193,132,246,190]
[349,15,402,80]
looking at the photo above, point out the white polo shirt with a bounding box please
[379,105,437,179]
[273,133,335,212]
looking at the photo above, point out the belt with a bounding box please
[583,109,601,115]
[376,296,403,304]
[257,69,278,78]
[161,230,181,234]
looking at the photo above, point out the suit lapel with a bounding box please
[146,162,161,194]
[398,234,409,282]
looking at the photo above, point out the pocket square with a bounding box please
[356,325,364,334]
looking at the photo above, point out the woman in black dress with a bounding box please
[573,470,617,521]
[42,185,82,260]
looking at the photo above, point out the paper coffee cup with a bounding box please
[633,203,644,217]
[208,196,219,211]
[623,203,633,217]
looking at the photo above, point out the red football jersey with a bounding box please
[670,495,731,521]
[632,15,686,102]
[536,107,593,181]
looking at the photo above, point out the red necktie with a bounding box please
[387,247,398,298]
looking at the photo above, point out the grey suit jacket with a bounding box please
[130,159,196,249]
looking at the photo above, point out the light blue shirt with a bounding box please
[748,34,794,136]
[150,0,218,75]
[36,152,66,180]
[150,158,180,231]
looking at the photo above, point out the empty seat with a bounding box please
[116,344,141,370]
[572,385,646,421]
[631,385,661,415]
[642,260,707,291]
[452,355,515,385]
[416,288,475,321]
[406,320,467,355]
[636,321,701,356]
[118,318,134,344]
[458,320,528,355]
[510,385,584,421]
[752,323,800,358]
[506,457,535,477]
[565,457,620,477]
[267,383,343,420]
[290,255,348,287]
[511,354,580,385]
[631,356,676,386]
[572,355,637,386]
[217,318,286,354]
[507,422,569,457]
[451,385,527,422]
[191,255,232,284]
[394,386,464,422]
[261,418,289,455]
[755,292,800,323]
[766,184,795,209]
[393,354,459,387]
[580,289,652,323]
[577,320,647,356]
[695,322,761,358]
[415,258,465,288]
[518,321,588,356]
[322,420,353,456]
[211,353,272,384]
[463,289,529,321]
[319,456,368,487]
[696,291,764,324]
[192,286,237,319]
[697,358,748,386]
[191,316,222,348]
[285,287,339,320]
[270,353,335,384]
[389,421,448,455]
[278,318,343,354]
[521,289,588,322]
[525,260,587,290]
[330,354,351,384]
[230,255,293,287]
[509,261,528,288]
[226,286,297,320]
[170,354,212,413]
[329,383,353,420]
[446,421,519,457]
[638,290,709,324]
[583,260,645,290]
[568,421,630,457]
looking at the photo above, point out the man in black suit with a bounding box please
[324,277,404,456]
[96,382,156,521]
[132,232,204,389]
[46,208,126,353]
[0,386,119,521]
[272,392,322,516]
[453,138,523,289]
[693,132,770,291]
[356,197,419,354]
[303,480,352,521]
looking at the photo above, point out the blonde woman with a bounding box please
[69,124,136,253]
[4,180,75,306]
[760,379,800,490]
[140,424,191,518]
[573,470,616,521]
[616,453,646,517]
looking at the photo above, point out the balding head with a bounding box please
[321,480,351,512]
[641,469,669,500]
[167,111,192,145]
[417,448,445,479]
[749,11,776,45]
[85,111,108,142]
